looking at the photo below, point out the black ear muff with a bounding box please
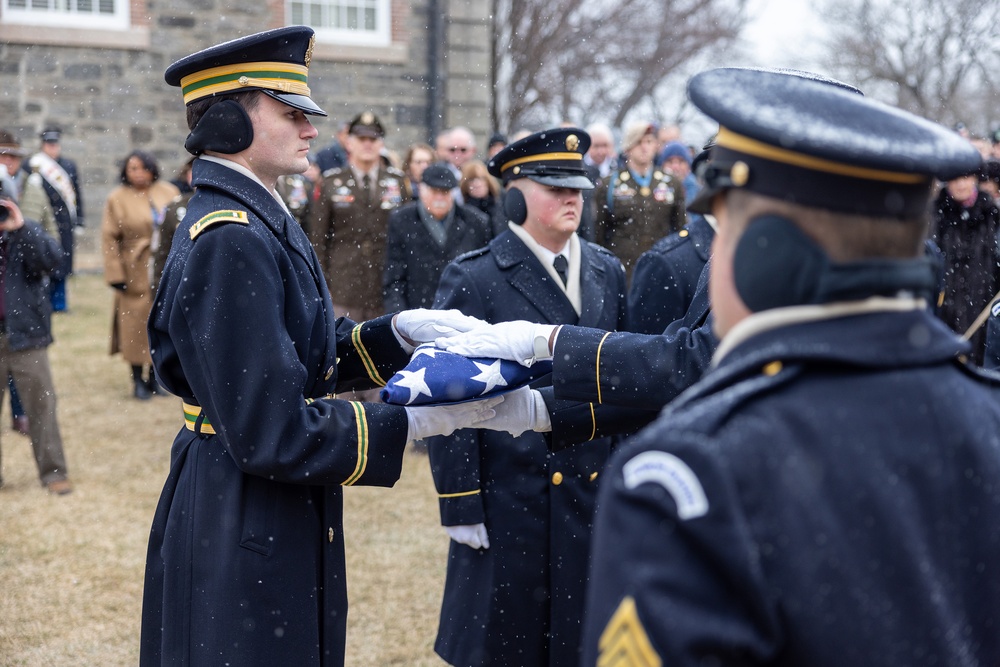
[184,100,255,156]
[732,215,827,312]
[503,187,528,225]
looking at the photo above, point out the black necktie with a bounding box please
[362,174,371,206]
[553,254,569,287]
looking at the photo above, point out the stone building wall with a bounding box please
[0,0,494,265]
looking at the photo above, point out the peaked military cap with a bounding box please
[687,67,980,217]
[40,126,62,143]
[164,26,326,116]
[488,127,594,190]
[348,111,385,138]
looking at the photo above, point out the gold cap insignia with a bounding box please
[730,161,750,187]
[566,134,579,151]
[361,111,375,125]
[305,35,315,68]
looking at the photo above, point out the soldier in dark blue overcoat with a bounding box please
[627,213,714,334]
[141,27,500,667]
[427,128,628,667]
[446,71,864,449]
[580,67,1000,666]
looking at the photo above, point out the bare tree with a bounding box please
[492,0,747,132]
[820,0,1000,132]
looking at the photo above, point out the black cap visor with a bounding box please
[263,90,327,117]
[522,166,594,190]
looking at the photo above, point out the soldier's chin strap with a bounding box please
[733,214,938,313]
[184,100,255,156]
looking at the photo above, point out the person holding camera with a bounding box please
[0,194,71,494]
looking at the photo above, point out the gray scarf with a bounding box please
[417,203,455,246]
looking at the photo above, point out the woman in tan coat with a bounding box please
[102,150,179,399]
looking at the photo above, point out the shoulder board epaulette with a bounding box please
[189,210,249,240]
[649,230,691,254]
[585,240,619,260]
[385,166,405,178]
[453,245,490,264]
[322,167,345,179]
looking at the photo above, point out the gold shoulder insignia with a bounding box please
[597,596,661,667]
[189,210,249,240]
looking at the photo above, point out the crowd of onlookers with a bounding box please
[2,115,1000,498]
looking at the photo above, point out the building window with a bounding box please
[289,0,390,46]
[1,0,129,29]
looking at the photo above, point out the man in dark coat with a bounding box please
[0,197,71,494]
[931,167,1000,364]
[428,128,628,667]
[143,27,505,667]
[581,67,1000,666]
[26,126,83,311]
[383,162,491,312]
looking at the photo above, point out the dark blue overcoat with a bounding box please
[584,305,1000,666]
[140,158,412,667]
[542,258,717,449]
[428,230,627,667]
[627,213,714,334]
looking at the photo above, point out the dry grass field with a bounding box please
[0,271,449,666]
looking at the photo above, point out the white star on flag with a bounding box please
[470,359,509,395]
[393,367,433,405]
[413,346,441,360]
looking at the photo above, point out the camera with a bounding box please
[0,167,16,223]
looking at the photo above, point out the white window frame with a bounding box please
[1,0,130,30]
[287,0,391,47]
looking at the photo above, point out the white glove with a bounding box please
[475,386,551,437]
[393,309,488,347]
[405,395,504,443]
[435,320,558,367]
[445,523,490,550]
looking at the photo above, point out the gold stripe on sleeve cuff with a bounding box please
[588,403,597,442]
[342,401,369,486]
[595,331,612,404]
[351,324,387,386]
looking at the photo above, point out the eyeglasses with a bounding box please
[448,146,471,153]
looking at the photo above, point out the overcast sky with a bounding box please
[741,0,827,69]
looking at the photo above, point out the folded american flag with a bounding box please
[381,344,552,406]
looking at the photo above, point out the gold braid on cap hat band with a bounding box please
[180,61,311,105]
[501,152,584,173]
[716,127,926,185]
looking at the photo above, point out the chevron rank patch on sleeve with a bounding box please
[189,209,249,240]
[598,596,661,667]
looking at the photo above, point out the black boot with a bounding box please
[146,368,169,397]
[132,365,151,400]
